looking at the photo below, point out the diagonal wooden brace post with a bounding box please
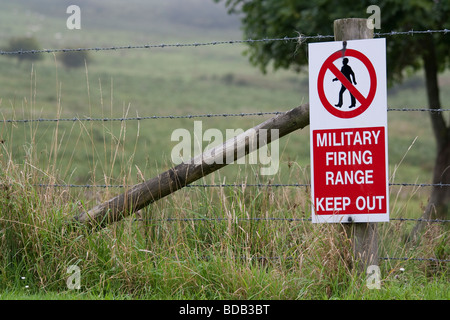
[73,103,309,228]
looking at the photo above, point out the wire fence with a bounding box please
[0,28,448,56]
[134,216,450,224]
[1,28,449,264]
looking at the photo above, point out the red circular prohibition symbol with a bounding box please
[317,49,377,119]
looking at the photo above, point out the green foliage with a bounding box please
[216,0,450,84]
[4,36,44,62]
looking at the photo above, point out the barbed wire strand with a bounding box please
[0,29,448,56]
[0,111,284,124]
[378,257,450,263]
[33,182,450,188]
[138,254,450,263]
[134,217,449,223]
[1,108,449,124]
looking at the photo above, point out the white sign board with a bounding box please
[308,38,389,223]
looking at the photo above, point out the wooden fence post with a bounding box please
[334,18,379,272]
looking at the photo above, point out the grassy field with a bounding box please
[0,0,448,300]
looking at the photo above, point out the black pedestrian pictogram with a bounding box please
[332,58,357,108]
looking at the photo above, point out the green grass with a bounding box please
[0,0,448,300]
[0,159,448,299]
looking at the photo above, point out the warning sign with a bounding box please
[309,38,389,223]
[317,49,377,119]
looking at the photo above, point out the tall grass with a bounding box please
[0,112,448,299]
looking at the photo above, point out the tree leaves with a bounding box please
[217,0,450,84]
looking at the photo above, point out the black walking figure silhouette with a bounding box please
[332,58,357,108]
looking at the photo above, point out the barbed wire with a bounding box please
[33,182,450,189]
[0,111,284,124]
[387,108,450,112]
[0,36,300,56]
[375,29,450,37]
[378,257,450,263]
[30,182,450,224]
[1,108,449,124]
[138,254,450,263]
[136,217,312,223]
[134,217,450,223]
[0,29,448,56]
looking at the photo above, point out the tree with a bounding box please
[216,0,450,222]
[5,36,44,62]
[57,50,91,69]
